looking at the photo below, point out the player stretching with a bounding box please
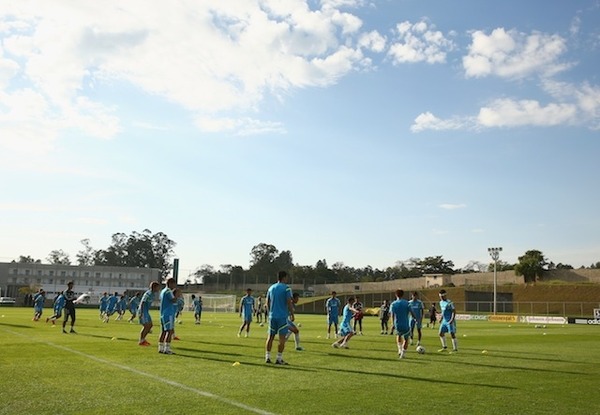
[265,271,294,365]
[238,288,255,338]
[325,291,341,339]
[438,289,458,353]
[62,282,77,334]
[408,292,424,346]
[332,297,359,349]
[46,292,65,325]
[285,292,304,351]
[159,278,180,354]
[192,295,203,324]
[32,289,45,321]
[390,290,415,359]
[138,282,160,346]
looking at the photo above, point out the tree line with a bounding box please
[12,234,600,287]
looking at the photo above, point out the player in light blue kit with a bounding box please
[99,292,109,320]
[159,278,180,354]
[390,289,416,359]
[115,294,127,320]
[32,289,45,321]
[325,291,341,339]
[138,282,160,347]
[408,291,424,346]
[104,292,118,323]
[238,288,255,337]
[265,271,294,365]
[285,292,304,351]
[438,289,458,352]
[192,294,203,324]
[331,296,359,349]
[128,292,141,323]
[46,292,65,325]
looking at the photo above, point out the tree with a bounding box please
[94,230,176,278]
[417,256,455,274]
[248,243,279,282]
[15,255,41,264]
[514,250,547,284]
[47,249,71,265]
[76,239,96,266]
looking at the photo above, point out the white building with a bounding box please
[0,262,162,302]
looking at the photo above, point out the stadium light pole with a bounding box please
[488,247,503,315]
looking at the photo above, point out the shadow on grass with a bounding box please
[309,359,516,390]
[0,321,34,329]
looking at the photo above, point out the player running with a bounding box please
[115,294,127,320]
[285,292,304,351]
[438,289,458,353]
[332,296,359,349]
[46,292,65,325]
[408,292,424,346]
[390,289,415,359]
[128,292,141,323]
[99,292,109,320]
[325,291,341,339]
[238,288,255,338]
[32,289,45,321]
[138,282,160,347]
[104,292,118,323]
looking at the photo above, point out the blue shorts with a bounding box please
[34,306,43,313]
[53,307,63,316]
[394,325,411,339]
[439,321,456,335]
[268,317,289,336]
[410,319,422,330]
[287,319,296,329]
[328,315,339,325]
[161,314,175,331]
[338,322,354,337]
[139,311,152,325]
[242,312,253,323]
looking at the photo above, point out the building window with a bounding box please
[25,269,30,276]
[61,271,66,277]
[11,268,17,275]
[96,281,100,286]
[95,272,101,278]
[49,279,53,284]
[36,279,41,284]
[60,279,65,285]
[49,271,54,277]
[72,271,77,277]
[84,272,90,277]
[37,270,42,276]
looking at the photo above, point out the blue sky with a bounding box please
[1,0,599,276]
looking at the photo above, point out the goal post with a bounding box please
[182,293,236,313]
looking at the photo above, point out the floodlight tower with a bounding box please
[488,247,503,315]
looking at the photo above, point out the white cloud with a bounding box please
[411,111,470,132]
[388,20,455,64]
[477,98,577,127]
[439,203,467,210]
[0,1,376,150]
[463,28,569,79]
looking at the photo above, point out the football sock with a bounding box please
[452,338,458,350]
[440,337,447,348]
[276,352,283,361]
[294,333,300,348]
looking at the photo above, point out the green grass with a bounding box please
[1,308,599,415]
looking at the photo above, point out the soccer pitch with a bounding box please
[1,308,598,415]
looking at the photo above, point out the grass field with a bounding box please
[1,307,599,415]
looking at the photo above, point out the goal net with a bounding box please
[182,293,236,313]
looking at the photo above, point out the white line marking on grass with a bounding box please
[4,329,277,415]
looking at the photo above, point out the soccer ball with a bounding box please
[416,345,425,354]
